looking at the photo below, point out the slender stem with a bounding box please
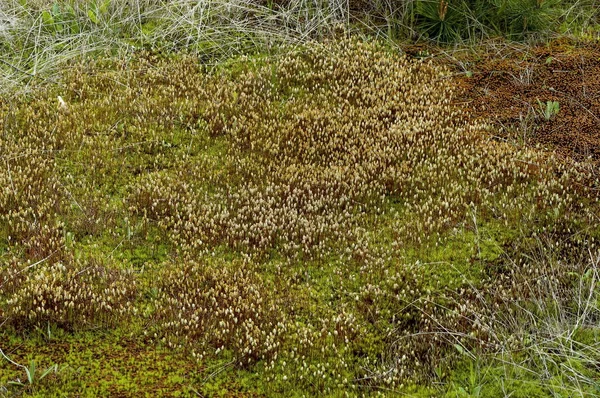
[0,347,25,370]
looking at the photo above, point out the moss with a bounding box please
[1,38,599,396]
[0,329,215,397]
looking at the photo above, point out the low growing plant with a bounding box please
[537,98,560,121]
[0,347,65,393]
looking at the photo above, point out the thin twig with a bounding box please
[0,347,25,371]
[0,59,34,77]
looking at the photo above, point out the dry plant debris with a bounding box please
[455,40,600,163]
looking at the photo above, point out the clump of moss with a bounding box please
[148,260,285,367]
[1,256,137,330]
[127,39,595,264]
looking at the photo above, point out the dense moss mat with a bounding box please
[1,39,599,396]
[0,330,210,397]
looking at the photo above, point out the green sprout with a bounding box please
[537,99,560,121]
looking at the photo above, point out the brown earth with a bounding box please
[413,39,600,165]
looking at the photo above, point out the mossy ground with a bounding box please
[1,39,599,397]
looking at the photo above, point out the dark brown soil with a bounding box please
[439,39,600,164]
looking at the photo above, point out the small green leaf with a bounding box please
[39,364,58,381]
[26,360,35,384]
[69,21,80,33]
[454,343,465,355]
[99,0,111,14]
[87,9,98,24]
[41,10,54,26]
[51,3,61,17]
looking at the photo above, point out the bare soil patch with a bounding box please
[447,40,600,164]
